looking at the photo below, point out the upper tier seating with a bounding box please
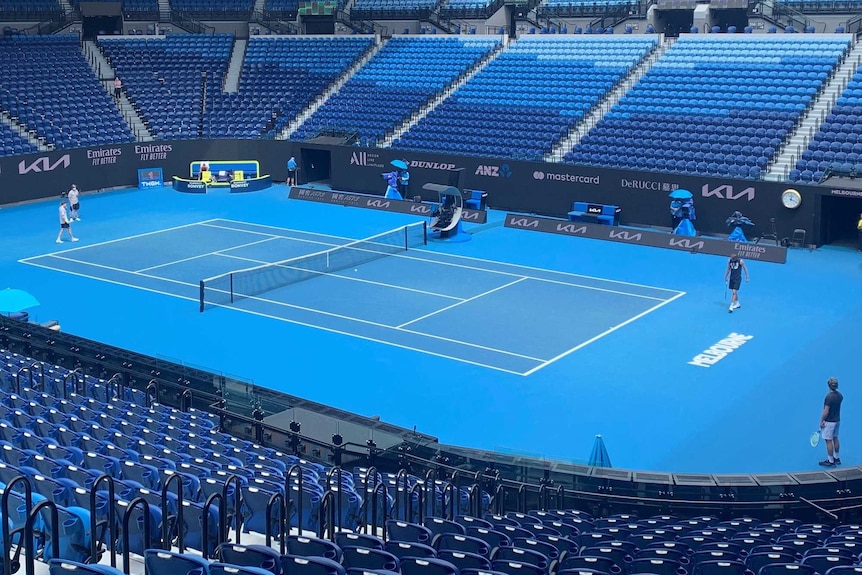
[440,0,501,18]
[0,35,134,150]
[170,0,255,18]
[790,67,862,182]
[568,35,851,179]
[775,0,861,13]
[292,36,501,145]
[67,0,159,19]
[98,34,234,140]
[0,122,37,158]
[538,0,634,18]
[264,0,301,18]
[394,36,657,161]
[204,36,375,140]
[351,0,439,20]
[0,0,61,20]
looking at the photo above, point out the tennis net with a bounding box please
[199,222,427,311]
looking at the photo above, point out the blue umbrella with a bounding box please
[588,434,612,468]
[0,289,40,313]
[390,159,408,170]
[668,189,693,199]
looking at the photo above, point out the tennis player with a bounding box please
[819,377,843,467]
[67,184,80,221]
[56,199,78,244]
[287,156,297,186]
[724,254,749,312]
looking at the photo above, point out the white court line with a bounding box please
[216,252,465,302]
[42,253,544,363]
[136,236,281,273]
[398,277,528,329]
[211,218,683,294]
[18,219,220,263]
[209,220,664,302]
[19,259,531,376]
[521,291,688,377]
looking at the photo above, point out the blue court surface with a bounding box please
[2,184,859,475]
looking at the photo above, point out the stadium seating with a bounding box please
[0,35,134,150]
[204,36,375,140]
[0,0,62,20]
[169,0,255,19]
[264,0,302,18]
[568,36,851,179]
[0,122,37,158]
[774,0,862,13]
[440,0,502,19]
[790,65,862,183]
[538,0,634,18]
[292,36,501,145]
[98,34,234,140]
[351,0,440,20]
[394,36,656,161]
[66,0,159,19]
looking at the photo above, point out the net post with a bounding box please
[230,274,234,304]
[199,281,205,313]
[404,225,409,251]
[423,221,427,245]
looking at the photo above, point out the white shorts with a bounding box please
[822,421,840,441]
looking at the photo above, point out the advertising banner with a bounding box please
[137,168,164,189]
[288,187,488,223]
[503,213,788,264]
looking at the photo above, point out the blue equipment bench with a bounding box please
[568,202,621,226]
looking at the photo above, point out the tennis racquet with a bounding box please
[810,430,821,448]
[724,282,728,300]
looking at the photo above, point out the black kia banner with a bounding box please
[503,213,788,264]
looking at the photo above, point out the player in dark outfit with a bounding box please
[819,377,844,467]
[724,254,749,313]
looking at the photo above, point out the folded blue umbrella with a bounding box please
[588,434,612,468]
[668,189,693,199]
[0,289,40,313]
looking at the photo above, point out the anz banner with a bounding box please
[288,187,488,224]
[504,213,788,264]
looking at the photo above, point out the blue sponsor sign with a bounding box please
[137,168,164,189]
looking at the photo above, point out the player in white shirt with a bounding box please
[67,184,80,221]
[56,200,78,244]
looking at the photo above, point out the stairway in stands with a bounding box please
[766,41,862,181]
[382,35,509,148]
[278,37,387,140]
[546,35,673,162]
[82,41,154,142]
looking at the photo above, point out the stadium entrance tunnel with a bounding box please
[819,193,862,247]
[300,148,332,186]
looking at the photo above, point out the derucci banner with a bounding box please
[288,186,488,223]
[503,213,788,264]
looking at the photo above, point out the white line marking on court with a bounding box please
[135,236,282,273]
[521,290,688,377]
[17,219,221,263]
[215,253,465,302]
[40,253,542,364]
[208,224,663,302]
[19,258,533,376]
[210,218,683,294]
[397,277,528,329]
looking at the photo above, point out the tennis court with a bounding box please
[20,218,685,376]
[4,184,860,473]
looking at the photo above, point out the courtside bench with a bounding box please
[568,202,621,226]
